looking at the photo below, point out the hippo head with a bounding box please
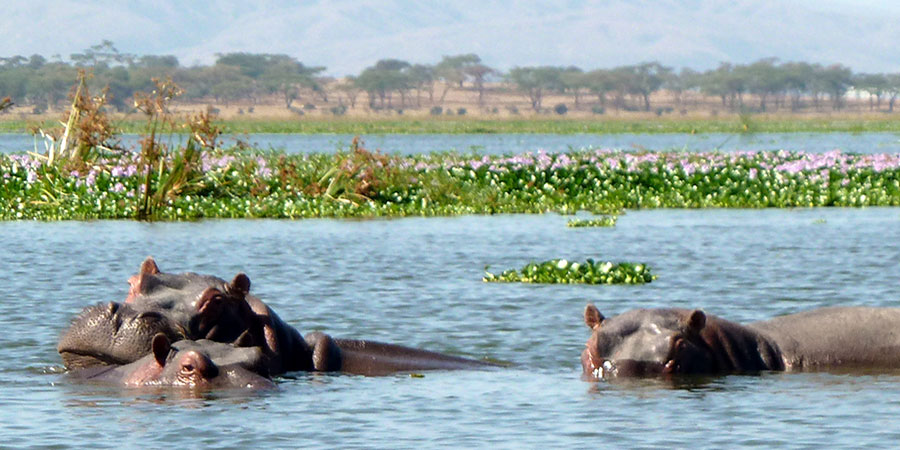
[122,334,274,389]
[125,257,261,346]
[581,304,716,379]
[58,257,264,370]
[58,301,183,368]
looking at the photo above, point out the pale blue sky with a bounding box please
[2,0,899,75]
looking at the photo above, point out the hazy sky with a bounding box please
[3,0,899,75]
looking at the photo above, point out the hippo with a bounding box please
[581,304,900,379]
[59,257,497,376]
[69,334,274,389]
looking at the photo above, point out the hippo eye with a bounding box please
[181,364,195,373]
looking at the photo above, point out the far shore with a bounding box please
[2,114,900,135]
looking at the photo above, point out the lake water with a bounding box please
[4,131,900,154]
[3,208,900,447]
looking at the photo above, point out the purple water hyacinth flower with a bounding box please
[256,166,273,178]
[112,182,126,193]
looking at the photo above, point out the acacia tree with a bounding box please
[781,62,813,112]
[406,64,434,107]
[855,73,888,111]
[434,54,480,104]
[465,63,495,106]
[559,68,586,109]
[885,74,900,112]
[507,66,565,112]
[744,58,785,111]
[821,64,853,110]
[583,69,615,108]
[355,59,411,109]
[623,62,671,111]
[260,59,325,109]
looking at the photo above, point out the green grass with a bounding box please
[5,116,900,134]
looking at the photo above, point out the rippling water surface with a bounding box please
[4,131,900,154]
[2,209,900,447]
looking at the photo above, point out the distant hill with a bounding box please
[2,0,899,75]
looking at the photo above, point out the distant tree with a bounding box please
[135,55,180,69]
[434,54,480,104]
[27,62,75,111]
[743,58,786,111]
[885,74,900,112]
[70,40,133,68]
[0,66,29,104]
[666,68,700,110]
[700,63,748,110]
[260,58,325,109]
[196,65,254,105]
[27,54,46,70]
[465,63,495,106]
[559,68,587,108]
[583,69,615,108]
[355,59,412,109]
[507,66,566,111]
[820,64,853,110]
[781,61,814,112]
[334,76,362,108]
[855,73,888,111]
[622,62,671,111]
[215,52,274,78]
[406,64,435,107]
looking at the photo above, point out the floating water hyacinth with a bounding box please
[567,216,617,227]
[3,146,900,220]
[483,259,656,285]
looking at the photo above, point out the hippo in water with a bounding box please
[581,304,900,379]
[59,257,496,376]
[69,334,274,389]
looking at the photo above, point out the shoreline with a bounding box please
[3,116,900,135]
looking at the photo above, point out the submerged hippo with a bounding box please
[59,257,496,376]
[69,334,274,389]
[581,304,900,379]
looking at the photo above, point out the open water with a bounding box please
[3,131,900,154]
[1,208,900,448]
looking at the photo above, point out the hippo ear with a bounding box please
[140,257,160,275]
[584,304,605,329]
[151,333,171,367]
[685,310,706,333]
[228,273,251,297]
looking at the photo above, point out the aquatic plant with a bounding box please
[3,146,900,220]
[29,70,119,167]
[483,259,656,285]
[567,216,617,227]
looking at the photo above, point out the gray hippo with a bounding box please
[59,257,496,376]
[581,304,900,379]
[69,334,274,389]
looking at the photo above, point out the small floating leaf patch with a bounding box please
[483,259,656,285]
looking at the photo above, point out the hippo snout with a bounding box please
[588,359,668,379]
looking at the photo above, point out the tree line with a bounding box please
[2,41,900,115]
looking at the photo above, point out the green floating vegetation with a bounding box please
[3,145,900,220]
[567,216,617,227]
[483,259,656,285]
[10,117,900,135]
